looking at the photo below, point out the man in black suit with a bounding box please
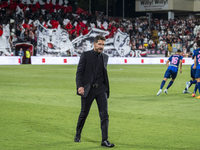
[74,35,114,148]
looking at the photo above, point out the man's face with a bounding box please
[94,40,105,54]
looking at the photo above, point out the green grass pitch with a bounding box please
[0,64,200,150]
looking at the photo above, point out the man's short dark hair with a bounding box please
[94,35,106,43]
[197,40,200,47]
[177,49,182,53]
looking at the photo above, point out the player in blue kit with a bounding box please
[183,52,197,94]
[192,40,200,98]
[157,50,183,96]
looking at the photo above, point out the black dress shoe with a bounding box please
[74,136,81,142]
[101,140,115,148]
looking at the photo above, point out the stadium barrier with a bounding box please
[31,57,194,65]
[0,56,21,65]
[0,56,194,65]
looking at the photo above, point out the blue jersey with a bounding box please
[192,49,196,58]
[168,54,183,72]
[191,49,197,78]
[193,48,200,69]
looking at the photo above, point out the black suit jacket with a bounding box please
[76,50,110,98]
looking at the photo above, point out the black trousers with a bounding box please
[75,85,109,142]
[26,58,29,64]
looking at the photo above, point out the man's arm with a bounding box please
[179,59,182,74]
[76,52,86,95]
[166,60,170,67]
[193,56,197,69]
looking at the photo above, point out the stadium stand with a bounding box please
[0,0,199,57]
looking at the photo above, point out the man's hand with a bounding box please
[78,87,84,95]
[193,65,196,69]
[180,69,182,74]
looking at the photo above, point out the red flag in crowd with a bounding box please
[44,2,53,10]
[101,24,104,30]
[76,24,81,30]
[82,26,89,35]
[70,29,76,35]
[18,3,25,9]
[30,4,37,13]
[115,18,119,22]
[0,30,3,36]
[83,11,88,15]
[111,26,117,32]
[55,3,62,10]
[43,2,49,9]
[9,2,17,10]
[35,2,40,10]
[51,20,59,29]
[76,24,81,36]
[65,22,73,30]
[76,7,84,14]
[26,24,30,30]
[50,20,55,25]
[107,23,112,30]
[1,1,8,9]
[63,6,72,13]
[47,43,53,48]
[43,23,48,28]
[49,7,54,13]
[79,21,86,28]
[22,23,28,29]
[105,31,113,39]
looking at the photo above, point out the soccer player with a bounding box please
[157,50,183,96]
[183,64,197,93]
[192,40,200,99]
[183,50,197,94]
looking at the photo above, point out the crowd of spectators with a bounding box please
[130,18,200,54]
[1,0,200,57]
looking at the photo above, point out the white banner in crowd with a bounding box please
[72,28,109,56]
[113,29,131,57]
[0,24,12,56]
[37,23,74,56]
[37,24,140,57]
[21,0,69,5]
